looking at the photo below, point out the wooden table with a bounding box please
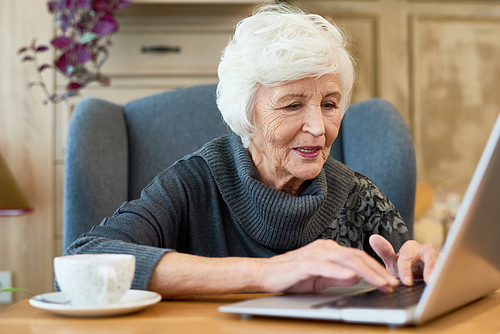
[2,292,500,334]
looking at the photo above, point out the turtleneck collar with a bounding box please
[198,134,354,250]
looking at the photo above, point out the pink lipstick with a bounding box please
[293,146,321,158]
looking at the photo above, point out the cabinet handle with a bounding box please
[141,45,181,54]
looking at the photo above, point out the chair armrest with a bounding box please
[63,98,129,250]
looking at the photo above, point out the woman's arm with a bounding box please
[148,253,262,298]
[149,239,401,299]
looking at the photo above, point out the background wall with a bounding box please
[0,0,55,312]
[1,0,500,312]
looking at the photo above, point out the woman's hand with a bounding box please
[259,239,399,293]
[369,234,439,286]
[149,239,401,299]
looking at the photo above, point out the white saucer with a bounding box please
[29,290,162,317]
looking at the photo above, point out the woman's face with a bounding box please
[249,74,342,195]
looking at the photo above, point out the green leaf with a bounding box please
[80,32,99,44]
[0,287,36,296]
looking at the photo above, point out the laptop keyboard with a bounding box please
[325,279,426,309]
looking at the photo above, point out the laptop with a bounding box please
[219,112,500,326]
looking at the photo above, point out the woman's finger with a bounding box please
[397,241,419,286]
[322,241,399,291]
[286,275,361,293]
[369,234,399,277]
[264,239,399,293]
[397,240,439,285]
[420,244,440,283]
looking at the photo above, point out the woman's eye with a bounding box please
[322,101,338,109]
[285,103,301,111]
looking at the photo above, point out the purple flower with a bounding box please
[55,53,70,76]
[115,0,132,9]
[92,13,118,37]
[75,44,91,63]
[51,36,74,49]
[60,14,69,33]
[75,0,91,10]
[67,82,83,90]
[55,44,91,76]
[47,1,57,13]
[92,0,111,12]
[36,46,50,52]
[22,0,129,104]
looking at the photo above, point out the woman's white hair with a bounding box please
[216,3,355,148]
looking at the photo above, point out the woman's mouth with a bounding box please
[293,146,322,158]
[296,148,316,153]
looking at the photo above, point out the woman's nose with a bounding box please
[302,106,326,137]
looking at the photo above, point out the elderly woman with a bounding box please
[65,4,438,297]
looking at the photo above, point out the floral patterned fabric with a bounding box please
[320,172,409,256]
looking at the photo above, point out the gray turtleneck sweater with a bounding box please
[65,134,409,290]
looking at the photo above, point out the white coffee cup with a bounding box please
[54,254,135,305]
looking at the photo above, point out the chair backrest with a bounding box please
[64,84,415,250]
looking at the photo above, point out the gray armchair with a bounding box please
[63,84,415,250]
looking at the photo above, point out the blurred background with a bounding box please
[1,0,500,310]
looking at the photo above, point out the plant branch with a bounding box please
[20,0,131,104]
[32,51,55,103]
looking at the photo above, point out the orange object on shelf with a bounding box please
[414,182,434,220]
